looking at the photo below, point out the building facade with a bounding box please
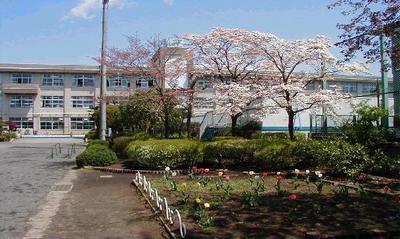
[0,62,393,135]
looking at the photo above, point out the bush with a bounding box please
[87,139,109,148]
[237,120,261,138]
[251,131,307,140]
[85,129,98,140]
[254,140,296,171]
[126,139,201,169]
[112,133,151,158]
[212,136,244,141]
[362,149,400,176]
[76,144,117,168]
[293,138,369,177]
[203,139,254,167]
[0,132,17,142]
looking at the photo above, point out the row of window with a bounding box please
[8,117,95,130]
[304,81,391,94]
[10,73,156,89]
[9,96,95,109]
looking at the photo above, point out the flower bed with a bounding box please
[146,168,400,238]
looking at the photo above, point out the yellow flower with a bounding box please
[195,198,202,204]
[181,182,187,187]
[196,182,201,187]
[204,202,210,208]
[218,171,223,177]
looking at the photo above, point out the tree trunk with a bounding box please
[231,114,239,136]
[164,107,170,139]
[287,110,295,141]
[186,103,193,138]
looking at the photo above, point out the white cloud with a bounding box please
[68,0,133,19]
[163,0,175,6]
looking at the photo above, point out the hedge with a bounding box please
[112,132,152,158]
[293,138,369,176]
[254,140,296,171]
[203,139,254,167]
[76,144,117,168]
[126,139,201,169]
[87,139,109,148]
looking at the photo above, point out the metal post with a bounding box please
[380,35,389,129]
[392,25,400,128]
[99,0,109,140]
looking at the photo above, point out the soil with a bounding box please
[145,173,400,239]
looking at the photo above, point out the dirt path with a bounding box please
[41,169,166,239]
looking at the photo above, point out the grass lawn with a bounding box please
[147,171,400,238]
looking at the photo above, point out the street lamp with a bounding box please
[99,0,109,140]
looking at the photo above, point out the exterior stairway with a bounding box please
[199,111,231,140]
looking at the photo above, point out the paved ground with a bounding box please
[0,138,85,239]
[42,170,166,239]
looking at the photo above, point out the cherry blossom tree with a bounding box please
[328,0,400,63]
[213,82,266,135]
[182,28,263,134]
[252,32,367,140]
[102,35,187,138]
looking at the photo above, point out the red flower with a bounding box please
[223,176,230,181]
[276,175,283,181]
[204,168,210,173]
[288,193,297,201]
[198,168,205,174]
[395,196,400,203]
[261,172,268,178]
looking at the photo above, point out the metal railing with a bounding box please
[199,111,231,139]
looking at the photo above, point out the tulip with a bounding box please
[288,193,297,201]
[224,176,230,181]
[204,203,210,208]
[305,170,310,175]
[261,172,268,177]
[249,171,255,175]
[195,198,202,204]
[171,172,177,177]
[223,168,229,173]
[294,169,300,175]
[165,166,170,172]
[204,168,210,173]
[218,171,223,177]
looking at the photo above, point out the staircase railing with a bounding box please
[199,111,231,139]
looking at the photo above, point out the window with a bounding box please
[196,79,210,89]
[72,74,95,87]
[107,76,130,88]
[8,117,33,129]
[71,117,95,130]
[305,81,315,90]
[136,79,157,88]
[10,95,34,108]
[361,82,376,94]
[342,82,357,93]
[72,96,94,108]
[11,73,32,84]
[40,117,64,130]
[194,97,214,109]
[41,96,64,108]
[42,74,64,86]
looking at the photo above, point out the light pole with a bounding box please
[99,0,109,140]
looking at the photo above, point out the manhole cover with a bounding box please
[51,184,73,192]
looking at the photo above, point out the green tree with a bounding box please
[341,104,388,148]
[90,104,123,134]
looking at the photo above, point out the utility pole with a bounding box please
[380,35,389,129]
[99,0,109,140]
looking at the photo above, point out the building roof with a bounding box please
[0,63,100,73]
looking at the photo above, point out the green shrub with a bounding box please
[237,120,261,138]
[212,136,244,141]
[76,144,117,168]
[362,149,400,176]
[0,132,17,142]
[112,132,152,158]
[293,138,369,177]
[203,139,254,167]
[251,132,306,140]
[85,129,98,140]
[126,139,201,169]
[254,140,296,171]
[87,139,109,148]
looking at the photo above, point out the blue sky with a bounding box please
[0,0,380,74]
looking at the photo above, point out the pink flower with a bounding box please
[288,193,297,201]
[223,176,230,181]
[276,175,283,181]
[261,172,268,178]
[204,168,210,173]
[223,168,229,173]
